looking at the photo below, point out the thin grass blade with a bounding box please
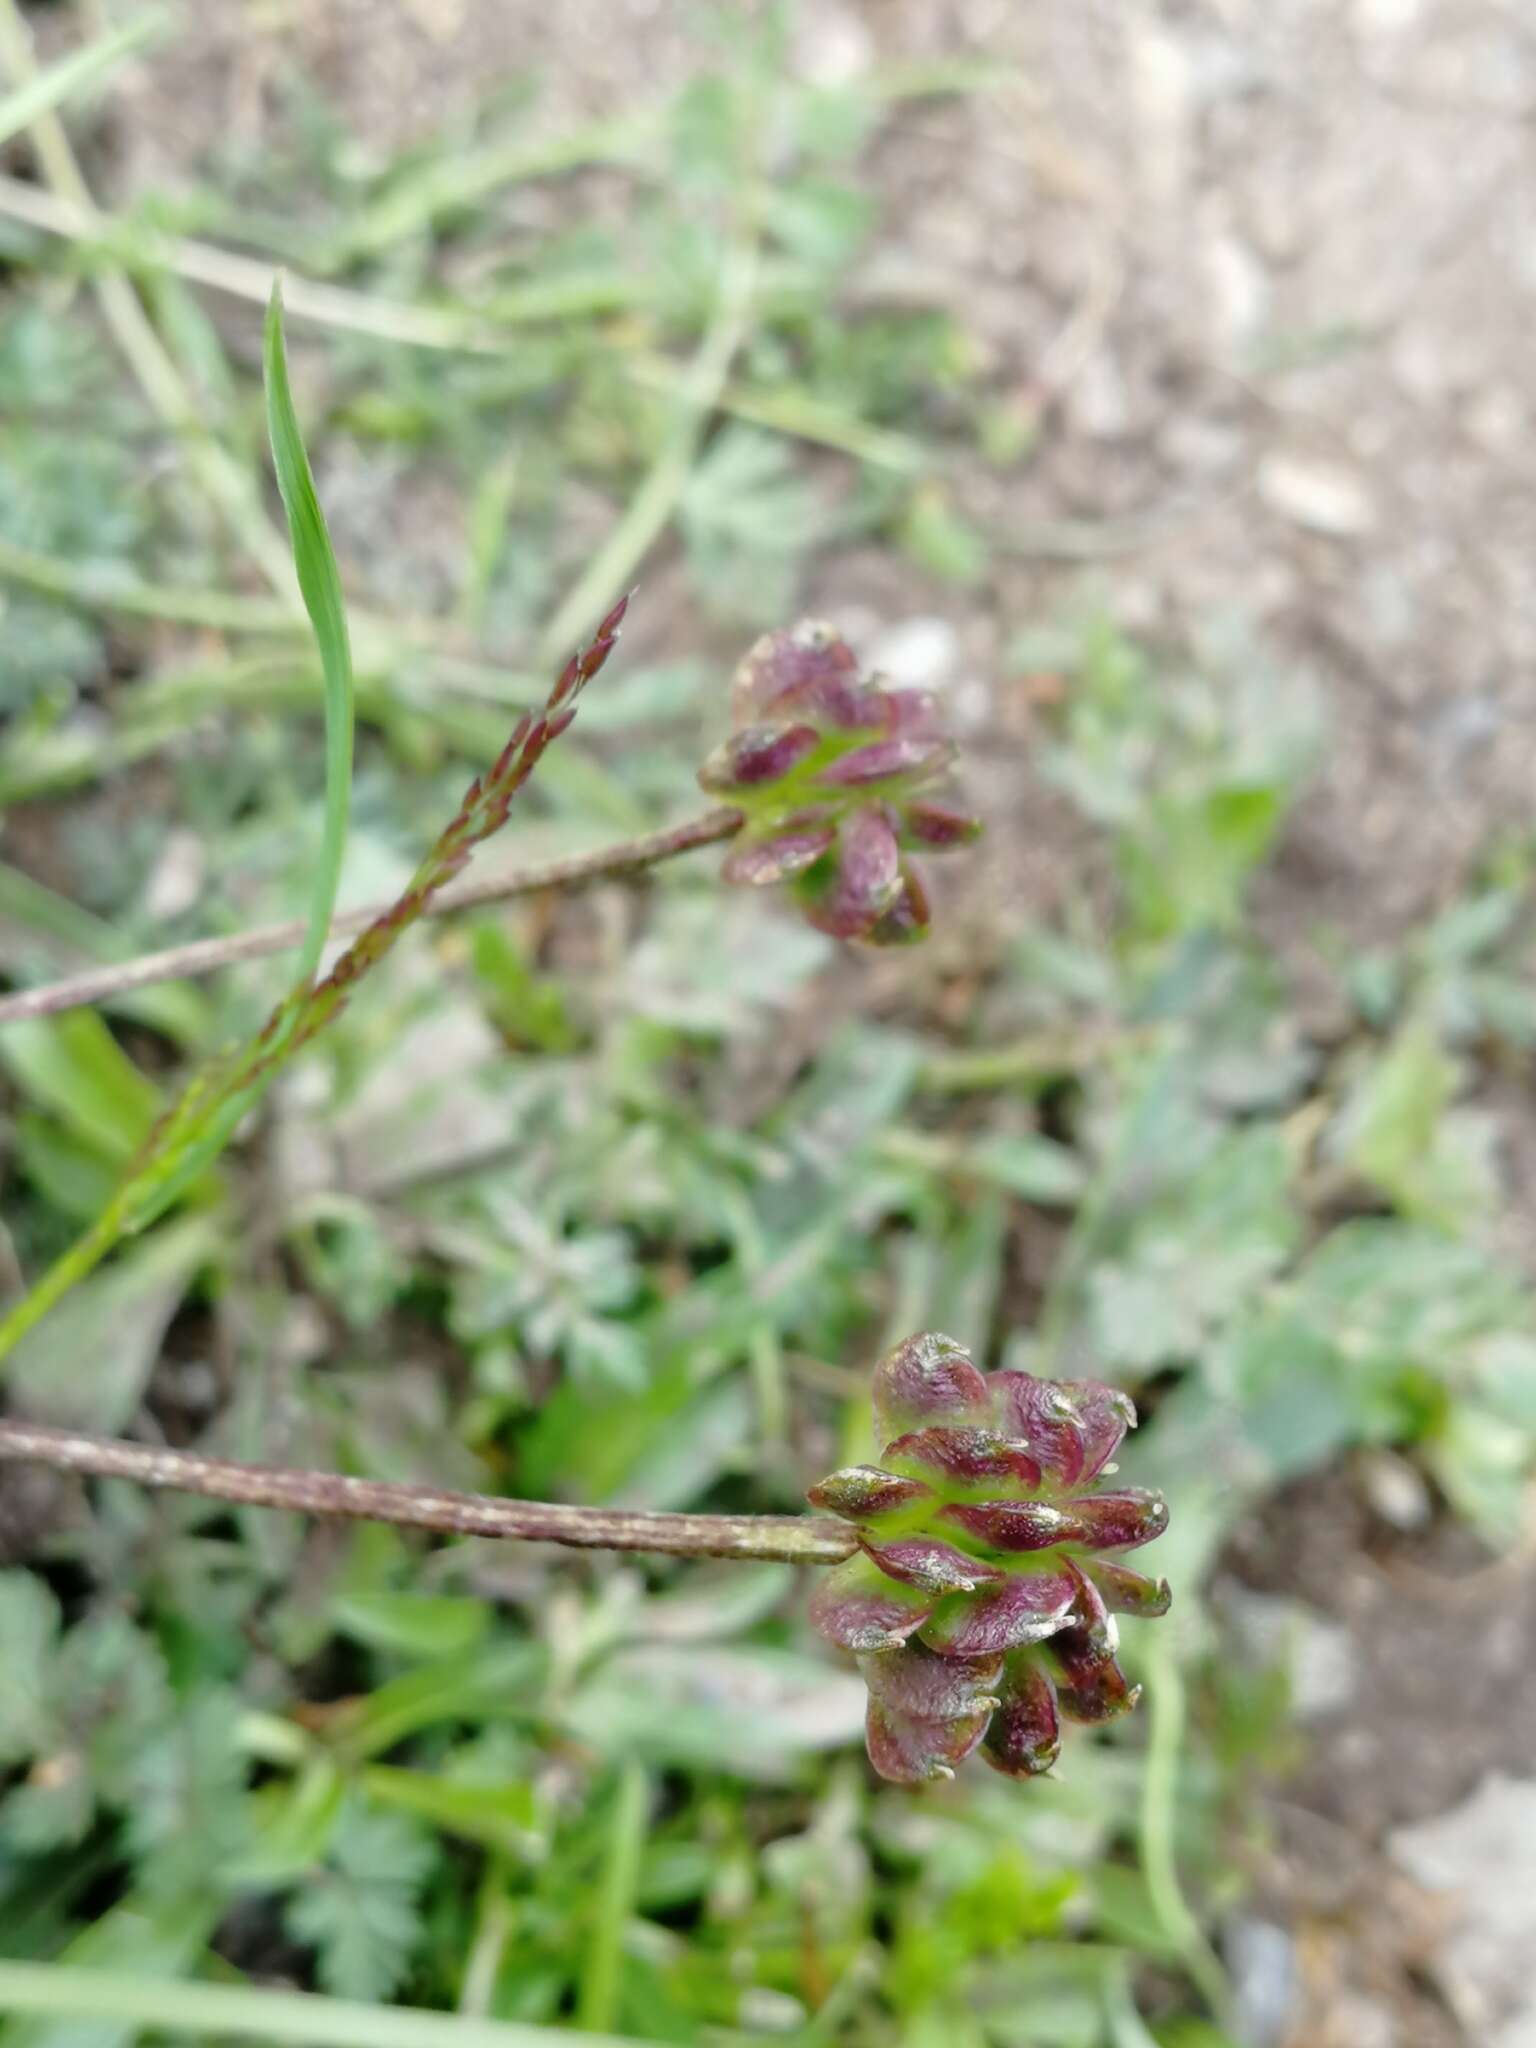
[0,8,164,153]
[263,282,355,992]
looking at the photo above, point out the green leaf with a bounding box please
[285,1804,436,2001]
[0,1576,59,1765]
[123,1688,252,1896]
[359,1765,541,1858]
[0,862,207,1047]
[229,1759,347,1889]
[330,1592,490,1661]
[1426,1399,1534,1547]
[5,1216,218,1433]
[1084,1126,1300,1375]
[326,1642,545,1763]
[965,1134,1087,1204]
[1333,1019,1498,1230]
[469,922,577,1052]
[0,1015,158,1164]
[563,1646,864,1778]
[899,483,989,587]
[679,426,822,623]
[263,285,355,995]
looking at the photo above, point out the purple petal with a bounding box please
[1047,1634,1140,1724]
[806,1465,933,1523]
[698,722,821,794]
[937,1500,1076,1552]
[884,1427,1043,1493]
[809,1553,936,1652]
[1081,1559,1172,1619]
[1063,1559,1114,1650]
[864,864,932,948]
[1045,1565,1140,1722]
[802,807,902,940]
[722,823,837,887]
[865,1698,989,1784]
[816,736,955,790]
[1060,1380,1138,1481]
[859,1642,1004,1720]
[989,1373,1088,1488]
[1060,1489,1170,1553]
[731,621,862,725]
[881,688,943,738]
[859,1535,1002,1595]
[918,1570,1077,1657]
[872,1331,990,1446]
[901,801,983,850]
[982,1658,1061,1778]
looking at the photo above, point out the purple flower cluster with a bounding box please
[700,620,980,944]
[808,1333,1170,1784]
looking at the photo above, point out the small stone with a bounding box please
[1258,453,1377,537]
[794,7,873,85]
[1225,1917,1298,2048]
[1354,0,1422,30]
[1356,1450,1433,1531]
[139,829,206,922]
[1221,1590,1357,1717]
[1326,1994,1398,2048]
[1160,414,1246,474]
[1391,327,1453,402]
[1205,227,1269,351]
[1389,1775,1536,2043]
[1464,384,1529,454]
[1070,355,1133,440]
[866,618,961,693]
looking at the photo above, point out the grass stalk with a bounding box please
[0,0,294,594]
[0,809,742,1025]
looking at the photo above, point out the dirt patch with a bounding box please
[1225,1468,1536,2046]
[1228,1470,1536,1834]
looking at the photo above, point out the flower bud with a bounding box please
[721,823,837,887]
[707,620,981,945]
[808,1332,1169,1786]
[698,722,821,793]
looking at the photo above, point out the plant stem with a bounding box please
[0,534,299,633]
[0,1960,639,2048]
[916,1027,1142,1095]
[0,1418,858,1564]
[1138,1632,1231,2024]
[0,808,742,1025]
[0,170,505,352]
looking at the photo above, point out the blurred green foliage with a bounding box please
[2,14,1536,2048]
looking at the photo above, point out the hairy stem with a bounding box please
[0,1418,858,1564]
[0,808,743,1025]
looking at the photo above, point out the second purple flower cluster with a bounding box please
[700,620,981,944]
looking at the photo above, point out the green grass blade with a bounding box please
[263,282,354,992]
[0,8,164,153]
[0,1962,645,2048]
[577,1761,649,2033]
